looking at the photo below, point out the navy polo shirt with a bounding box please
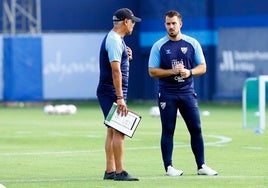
[148,34,205,94]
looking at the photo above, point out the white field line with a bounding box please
[0,135,232,156]
[0,149,104,156]
[2,175,268,184]
[0,135,267,184]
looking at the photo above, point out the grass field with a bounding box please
[0,101,267,188]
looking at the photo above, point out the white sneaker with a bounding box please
[197,164,218,176]
[166,166,183,176]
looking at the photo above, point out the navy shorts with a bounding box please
[97,95,116,120]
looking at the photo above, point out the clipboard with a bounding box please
[105,103,142,138]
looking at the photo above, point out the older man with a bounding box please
[97,8,141,181]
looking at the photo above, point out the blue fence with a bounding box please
[0,0,268,101]
[3,36,43,101]
[1,33,105,101]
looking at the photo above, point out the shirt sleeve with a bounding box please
[105,34,123,63]
[148,42,161,68]
[193,40,206,65]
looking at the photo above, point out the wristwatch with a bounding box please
[190,69,194,77]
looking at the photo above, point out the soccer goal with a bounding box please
[242,75,268,133]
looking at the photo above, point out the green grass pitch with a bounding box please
[0,101,267,188]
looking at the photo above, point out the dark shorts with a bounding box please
[97,95,116,120]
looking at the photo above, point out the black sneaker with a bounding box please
[103,171,115,180]
[114,170,139,181]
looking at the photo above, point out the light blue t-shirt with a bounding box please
[97,30,129,97]
[106,31,125,63]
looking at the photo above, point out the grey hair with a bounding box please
[113,15,124,25]
[113,20,123,26]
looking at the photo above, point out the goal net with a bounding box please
[242,76,268,133]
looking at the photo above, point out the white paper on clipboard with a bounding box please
[104,103,141,138]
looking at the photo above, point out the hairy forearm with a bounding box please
[112,69,123,97]
[148,68,174,78]
[149,63,206,78]
[191,63,206,76]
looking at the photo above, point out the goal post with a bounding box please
[258,75,268,131]
[242,77,259,129]
[242,75,268,133]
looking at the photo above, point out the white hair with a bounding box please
[113,20,123,26]
[112,15,124,25]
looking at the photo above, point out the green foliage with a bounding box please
[0,101,267,188]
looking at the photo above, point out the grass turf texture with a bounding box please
[0,101,267,188]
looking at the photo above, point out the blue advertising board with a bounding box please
[214,28,268,101]
[42,33,106,100]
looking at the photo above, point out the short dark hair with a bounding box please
[165,10,182,20]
